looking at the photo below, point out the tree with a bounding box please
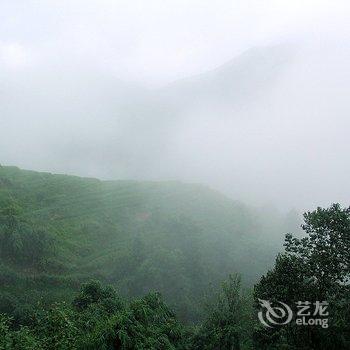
[285,203,350,295]
[192,274,253,350]
[43,303,78,349]
[0,314,41,350]
[254,204,350,350]
[0,204,53,267]
[110,292,188,350]
[73,280,123,313]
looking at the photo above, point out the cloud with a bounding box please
[0,0,349,83]
[0,42,30,69]
[0,1,350,210]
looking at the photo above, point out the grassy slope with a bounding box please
[0,166,285,322]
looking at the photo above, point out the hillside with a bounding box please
[0,166,288,322]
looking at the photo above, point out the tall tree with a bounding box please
[254,204,350,350]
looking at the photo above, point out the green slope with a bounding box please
[0,165,286,322]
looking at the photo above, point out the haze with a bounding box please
[1,0,350,210]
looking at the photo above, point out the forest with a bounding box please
[0,166,349,349]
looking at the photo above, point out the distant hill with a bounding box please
[2,43,350,208]
[0,45,292,181]
[158,45,291,110]
[0,166,290,322]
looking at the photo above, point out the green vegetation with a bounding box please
[0,280,187,349]
[0,166,287,323]
[0,277,252,349]
[254,204,350,349]
[0,166,348,349]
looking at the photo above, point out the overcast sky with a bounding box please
[1,0,349,85]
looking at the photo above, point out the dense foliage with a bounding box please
[0,277,255,349]
[1,166,349,349]
[0,280,187,349]
[254,204,350,349]
[0,166,288,323]
[192,275,254,349]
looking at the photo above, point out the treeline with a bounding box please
[0,166,291,324]
[0,277,253,350]
[0,203,349,349]
[0,280,185,349]
[0,205,54,267]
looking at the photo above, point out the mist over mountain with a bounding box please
[1,41,350,210]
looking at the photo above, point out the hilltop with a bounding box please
[0,166,288,322]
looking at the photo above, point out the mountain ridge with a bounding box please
[0,165,289,322]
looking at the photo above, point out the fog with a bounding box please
[1,0,350,210]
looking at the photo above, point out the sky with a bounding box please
[1,0,350,211]
[1,0,349,84]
